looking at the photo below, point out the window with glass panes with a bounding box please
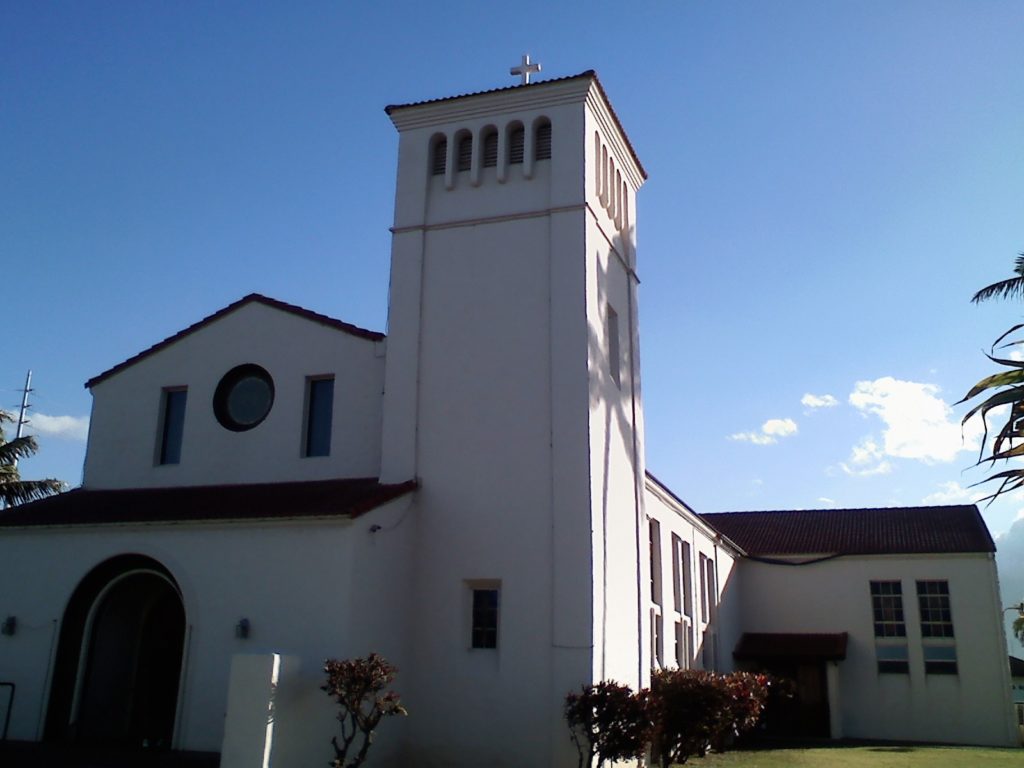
[917,580,954,638]
[870,581,906,637]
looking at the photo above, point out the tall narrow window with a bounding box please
[681,541,693,619]
[651,607,664,668]
[304,376,334,457]
[649,519,662,606]
[158,388,187,465]
[431,137,447,176]
[917,581,954,638]
[871,581,909,673]
[482,129,498,168]
[705,556,717,623]
[699,553,708,622]
[675,620,689,668]
[457,133,473,172]
[607,304,621,387]
[534,120,551,160]
[671,534,682,613]
[471,587,499,649]
[508,125,525,165]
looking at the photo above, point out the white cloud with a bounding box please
[920,481,984,506]
[848,377,977,464]
[817,497,836,506]
[838,437,892,477]
[729,418,797,446]
[801,393,838,409]
[840,459,893,477]
[26,413,90,442]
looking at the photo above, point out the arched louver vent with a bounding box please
[457,134,473,172]
[535,121,552,160]
[509,126,525,165]
[482,131,498,168]
[431,139,447,176]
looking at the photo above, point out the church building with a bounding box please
[0,70,1018,767]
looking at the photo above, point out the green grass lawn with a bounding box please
[681,744,1023,768]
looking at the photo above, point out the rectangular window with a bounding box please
[649,519,662,606]
[158,388,187,465]
[704,556,717,623]
[675,619,690,669]
[699,553,708,623]
[304,376,335,457]
[870,581,906,638]
[922,644,958,675]
[875,643,910,674]
[917,580,954,638]
[681,541,693,619]
[671,535,682,614]
[471,587,499,649]
[651,607,663,669]
[607,304,621,387]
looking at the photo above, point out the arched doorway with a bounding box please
[45,555,186,750]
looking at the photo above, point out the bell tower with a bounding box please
[380,68,648,766]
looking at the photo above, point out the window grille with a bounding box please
[431,138,447,176]
[917,581,954,638]
[535,121,551,160]
[457,134,472,172]
[870,581,906,637]
[482,130,498,168]
[509,126,525,164]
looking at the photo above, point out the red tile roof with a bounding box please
[700,505,995,556]
[385,70,648,181]
[734,633,849,662]
[85,294,385,389]
[0,477,416,527]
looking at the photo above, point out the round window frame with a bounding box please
[213,364,275,432]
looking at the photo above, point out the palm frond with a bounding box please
[0,478,65,507]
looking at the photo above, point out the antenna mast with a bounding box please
[14,369,32,467]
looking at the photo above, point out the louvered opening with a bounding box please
[431,139,447,176]
[457,134,472,172]
[534,121,551,160]
[509,126,525,165]
[482,131,498,168]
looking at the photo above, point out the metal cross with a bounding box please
[510,54,541,85]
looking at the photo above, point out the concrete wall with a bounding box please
[644,480,740,676]
[85,301,385,489]
[0,494,416,767]
[734,553,1018,747]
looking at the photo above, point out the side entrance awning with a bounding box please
[734,632,848,662]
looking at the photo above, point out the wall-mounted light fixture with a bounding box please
[235,618,251,639]
[1,616,16,636]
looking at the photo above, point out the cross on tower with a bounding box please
[510,54,541,85]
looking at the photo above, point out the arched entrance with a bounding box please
[45,555,186,750]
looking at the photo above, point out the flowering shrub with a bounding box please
[322,653,407,768]
[565,681,650,767]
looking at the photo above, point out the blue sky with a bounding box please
[4,3,1024,645]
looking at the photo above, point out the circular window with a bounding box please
[213,364,274,432]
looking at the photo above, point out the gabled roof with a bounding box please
[385,70,647,181]
[0,477,416,528]
[86,294,385,389]
[700,505,996,557]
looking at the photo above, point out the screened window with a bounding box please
[508,125,525,165]
[471,588,499,649]
[871,581,906,637]
[482,130,498,168]
[158,388,187,465]
[922,644,958,675]
[431,138,447,176]
[534,120,551,160]
[876,643,910,674]
[917,581,954,638]
[457,134,472,172]
[304,376,334,457]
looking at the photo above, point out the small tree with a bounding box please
[0,409,63,507]
[717,671,772,750]
[321,653,407,768]
[648,669,731,766]
[1014,615,1024,646]
[564,681,649,768]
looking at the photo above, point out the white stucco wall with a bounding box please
[644,480,740,676]
[734,553,1017,747]
[85,300,385,489]
[0,494,416,766]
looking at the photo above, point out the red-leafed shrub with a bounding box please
[648,669,731,766]
[565,681,650,768]
[322,653,407,768]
